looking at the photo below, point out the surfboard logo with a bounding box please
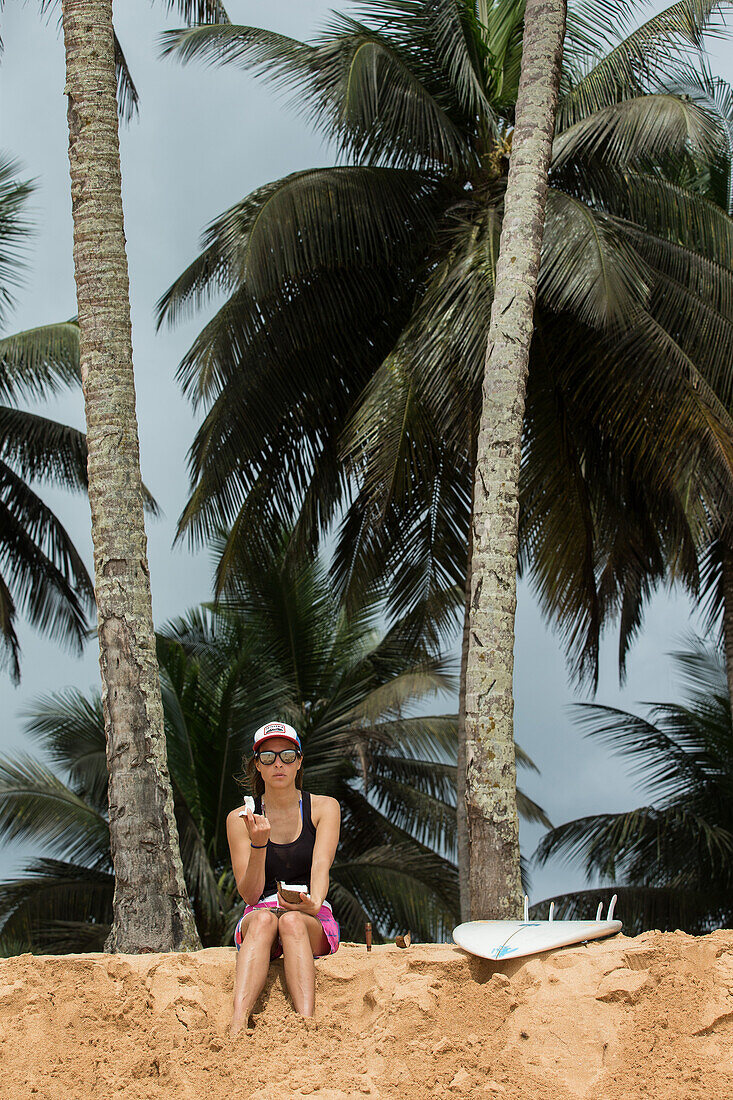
[494,946,519,958]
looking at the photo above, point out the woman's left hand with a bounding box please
[277,891,322,916]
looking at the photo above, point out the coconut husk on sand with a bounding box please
[0,930,731,1098]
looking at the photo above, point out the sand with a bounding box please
[0,930,731,1098]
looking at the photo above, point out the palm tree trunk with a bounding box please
[721,536,733,708]
[465,0,566,919]
[457,528,472,922]
[61,0,200,952]
[458,413,478,922]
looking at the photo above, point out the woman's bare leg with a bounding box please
[230,909,279,1036]
[277,911,329,1017]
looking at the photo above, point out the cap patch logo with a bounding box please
[263,722,286,736]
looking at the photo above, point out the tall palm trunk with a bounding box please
[721,535,733,708]
[61,0,200,951]
[458,413,477,921]
[465,0,566,919]
[457,535,472,921]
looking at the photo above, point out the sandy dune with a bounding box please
[0,929,731,1098]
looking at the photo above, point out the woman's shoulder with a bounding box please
[309,792,340,824]
[226,805,244,826]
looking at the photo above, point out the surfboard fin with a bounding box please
[548,902,554,922]
[607,894,617,920]
[523,895,529,922]
[595,902,603,921]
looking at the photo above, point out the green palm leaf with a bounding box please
[0,155,33,329]
[553,92,727,171]
[331,843,458,940]
[158,167,442,329]
[0,859,112,954]
[540,188,653,328]
[0,408,87,490]
[23,688,108,811]
[534,638,733,930]
[113,32,140,124]
[0,464,93,657]
[0,755,110,865]
[0,321,80,402]
[557,0,729,129]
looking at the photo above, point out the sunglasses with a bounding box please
[255,748,301,765]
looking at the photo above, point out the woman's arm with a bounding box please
[278,795,340,914]
[226,806,270,905]
[309,796,340,907]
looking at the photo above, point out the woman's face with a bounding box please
[254,737,302,787]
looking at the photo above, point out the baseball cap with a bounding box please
[253,721,302,753]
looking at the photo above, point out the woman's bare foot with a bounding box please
[229,1007,252,1037]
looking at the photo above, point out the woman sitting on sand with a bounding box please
[227,721,341,1033]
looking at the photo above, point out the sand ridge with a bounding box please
[0,930,731,1098]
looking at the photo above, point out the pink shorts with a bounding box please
[234,899,340,959]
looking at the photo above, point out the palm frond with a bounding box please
[516,788,552,827]
[331,842,458,940]
[161,16,476,171]
[0,321,80,403]
[616,170,733,267]
[557,0,729,129]
[530,884,733,932]
[570,698,729,802]
[540,188,652,328]
[534,642,733,931]
[0,755,110,865]
[158,166,441,330]
[0,858,112,953]
[0,570,20,682]
[0,463,93,649]
[0,156,34,328]
[22,689,108,811]
[162,0,230,25]
[553,92,727,171]
[0,408,87,491]
[113,32,139,124]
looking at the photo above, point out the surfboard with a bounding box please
[452,896,622,961]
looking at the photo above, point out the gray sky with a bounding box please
[0,1,728,911]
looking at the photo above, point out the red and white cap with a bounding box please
[253,721,302,753]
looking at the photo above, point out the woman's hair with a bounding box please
[240,752,304,798]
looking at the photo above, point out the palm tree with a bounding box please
[533,637,733,934]
[0,533,549,951]
[158,0,733,910]
[0,154,94,680]
[60,0,198,950]
[159,0,733,664]
[462,0,566,918]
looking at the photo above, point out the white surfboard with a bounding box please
[453,896,622,961]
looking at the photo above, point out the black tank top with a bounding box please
[255,791,317,900]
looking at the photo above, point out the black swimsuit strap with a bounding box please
[301,790,316,835]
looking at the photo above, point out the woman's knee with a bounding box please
[278,911,310,941]
[243,909,278,941]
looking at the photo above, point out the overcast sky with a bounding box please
[0,1,729,914]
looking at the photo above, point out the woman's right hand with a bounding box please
[243,808,270,848]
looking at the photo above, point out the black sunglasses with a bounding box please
[255,748,301,765]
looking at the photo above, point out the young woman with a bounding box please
[227,721,341,1034]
